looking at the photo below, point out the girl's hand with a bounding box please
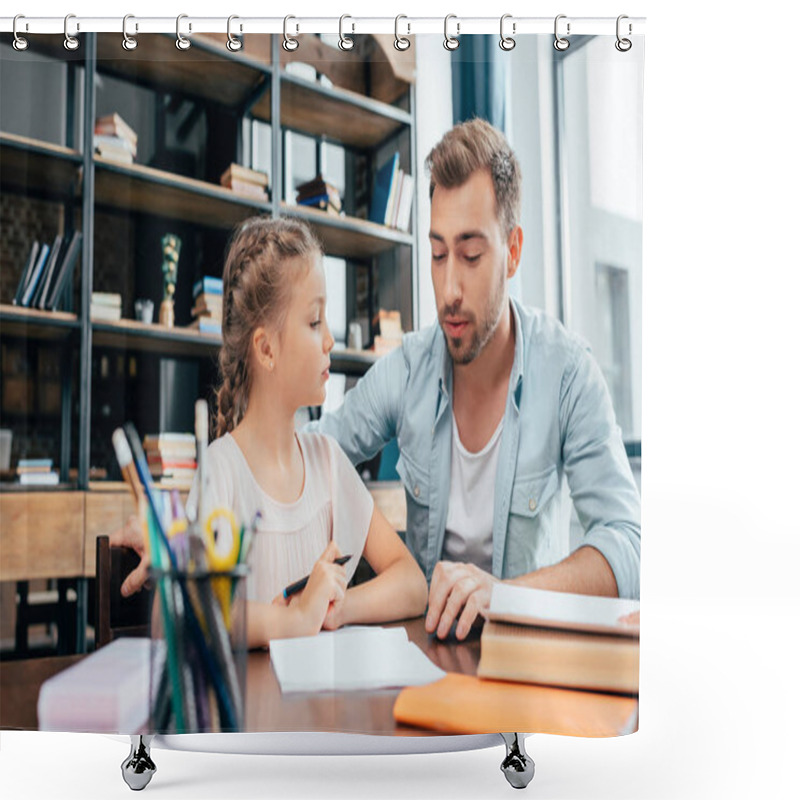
[297,540,347,634]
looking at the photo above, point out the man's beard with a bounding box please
[440,276,506,366]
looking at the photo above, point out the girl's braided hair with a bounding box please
[214,215,322,437]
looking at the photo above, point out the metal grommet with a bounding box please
[12,15,29,51]
[553,14,570,51]
[615,15,632,52]
[283,15,299,52]
[122,14,138,51]
[176,14,191,51]
[64,13,80,51]
[444,14,460,51]
[339,15,354,51]
[499,14,516,51]
[394,15,411,51]
[227,15,243,52]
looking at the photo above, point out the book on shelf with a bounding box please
[188,317,222,335]
[192,294,223,318]
[18,242,50,307]
[193,277,223,298]
[91,292,122,308]
[12,241,40,306]
[17,458,53,470]
[296,175,343,213]
[32,235,64,310]
[44,231,82,311]
[143,432,196,448]
[221,163,269,189]
[94,134,136,161]
[19,471,59,486]
[224,179,268,200]
[395,172,414,232]
[369,152,401,227]
[477,620,640,694]
[371,309,403,355]
[94,113,138,150]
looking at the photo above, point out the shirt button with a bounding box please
[414,486,420,498]
[528,498,537,512]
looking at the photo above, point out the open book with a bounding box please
[485,583,640,636]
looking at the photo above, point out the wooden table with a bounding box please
[0,618,637,737]
[0,618,475,734]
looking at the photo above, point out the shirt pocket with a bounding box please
[509,465,559,520]
[395,450,430,569]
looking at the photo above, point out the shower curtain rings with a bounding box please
[122,15,138,51]
[339,15,355,51]
[176,14,191,51]
[12,15,28,51]
[554,14,570,51]
[227,15,243,52]
[394,15,410,51]
[499,14,516,51]
[64,14,79,51]
[283,16,299,51]
[615,15,632,52]
[444,14,460,51]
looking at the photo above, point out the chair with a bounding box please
[94,535,153,649]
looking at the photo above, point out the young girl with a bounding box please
[185,215,427,649]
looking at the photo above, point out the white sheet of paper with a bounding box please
[269,626,446,693]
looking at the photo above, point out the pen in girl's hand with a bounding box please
[283,555,352,599]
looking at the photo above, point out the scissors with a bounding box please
[203,508,241,628]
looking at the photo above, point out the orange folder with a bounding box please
[393,673,638,738]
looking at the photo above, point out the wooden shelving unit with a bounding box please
[0,33,414,504]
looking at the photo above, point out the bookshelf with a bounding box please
[1,31,417,655]
[0,34,417,495]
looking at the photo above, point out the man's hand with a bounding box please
[425,560,499,640]
[109,513,150,597]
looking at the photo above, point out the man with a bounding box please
[310,118,640,640]
[114,119,640,640]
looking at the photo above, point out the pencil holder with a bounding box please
[148,565,248,734]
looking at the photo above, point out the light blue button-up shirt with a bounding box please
[310,298,641,599]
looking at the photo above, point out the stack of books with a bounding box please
[296,174,342,216]
[477,584,640,694]
[220,163,269,201]
[368,152,414,232]
[90,292,122,322]
[12,232,83,311]
[372,309,403,356]
[17,458,59,486]
[144,432,197,490]
[190,277,223,335]
[94,113,138,164]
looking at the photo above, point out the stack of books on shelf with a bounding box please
[368,152,414,232]
[144,433,197,490]
[372,309,403,356]
[17,458,59,486]
[295,174,343,216]
[11,232,83,311]
[94,113,138,164]
[90,292,122,322]
[190,277,223,336]
[220,163,270,201]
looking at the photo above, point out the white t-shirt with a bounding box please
[187,431,374,604]
[441,417,504,574]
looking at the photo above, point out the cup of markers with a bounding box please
[145,492,254,734]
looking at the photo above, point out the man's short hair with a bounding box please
[425,118,522,236]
